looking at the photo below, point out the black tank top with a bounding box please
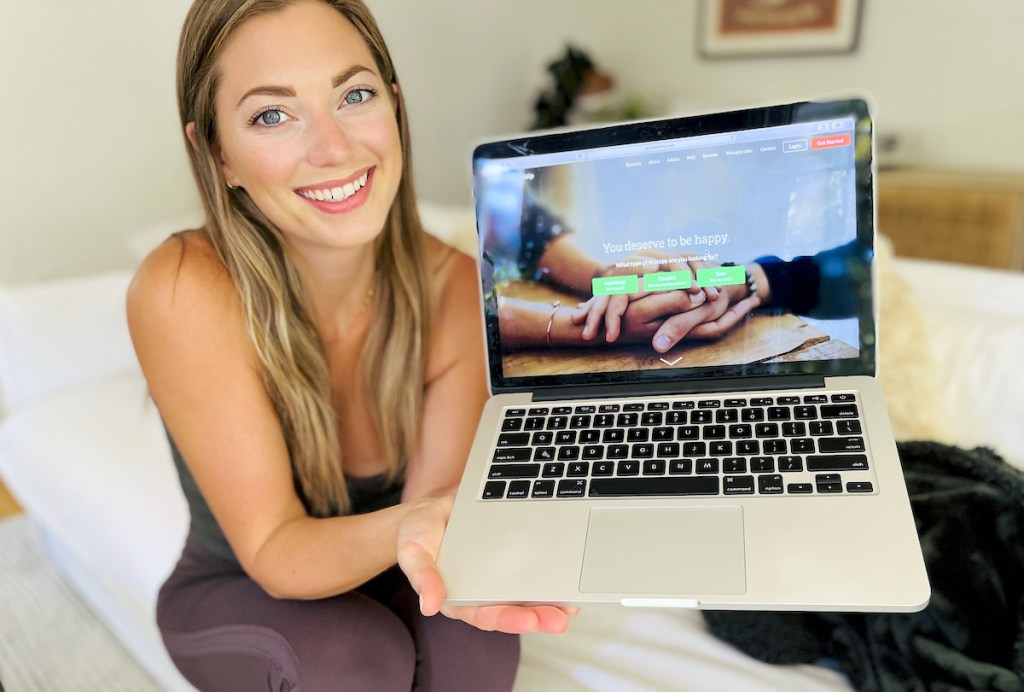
[165,429,404,565]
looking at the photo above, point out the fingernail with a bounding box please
[655,335,672,351]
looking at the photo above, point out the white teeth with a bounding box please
[300,172,369,202]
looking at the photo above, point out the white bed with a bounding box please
[1,205,1022,691]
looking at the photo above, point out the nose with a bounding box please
[306,112,353,167]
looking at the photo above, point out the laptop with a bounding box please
[436,98,930,612]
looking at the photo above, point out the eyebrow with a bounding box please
[235,65,377,108]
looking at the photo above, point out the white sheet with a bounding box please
[2,251,1022,690]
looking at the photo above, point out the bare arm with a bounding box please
[401,246,490,501]
[127,234,415,600]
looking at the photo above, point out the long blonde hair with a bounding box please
[177,0,429,516]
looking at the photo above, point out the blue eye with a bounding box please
[259,110,282,125]
[248,107,287,127]
[343,88,377,105]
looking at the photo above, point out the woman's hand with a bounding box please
[397,497,577,634]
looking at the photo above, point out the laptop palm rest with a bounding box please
[580,506,746,596]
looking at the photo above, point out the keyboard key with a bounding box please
[696,459,719,474]
[482,481,506,499]
[758,474,784,494]
[541,463,564,477]
[589,476,719,497]
[555,430,577,445]
[602,429,625,443]
[724,475,755,495]
[818,437,867,453]
[815,473,843,493]
[807,454,869,471]
[691,410,713,424]
[643,460,666,475]
[790,438,815,454]
[723,458,747,473]
[505,408,526,417]
[582,445,604,460]
[787,483,813,494]
[846,481,874,493]
[831,393,857,403]
[531,480,555,498]
[626,428,650,442]
[556,446,580,461]
[533,447,555,462]
[617,460,641,476]
[567,462,589,477]
[631,443,654,458]
[489,464,540,479]
[507,480,531,499]
[779,456,803,472]
[821,404,858,419]
[557,479,587,497]
[737,439,759,455]
[497,432,529,447]
[751,456,775,473]
[493,448,531,463]
[501,418,523,431]
[837,420,863,435]
[669,459,693,474]
[592,461,615,476]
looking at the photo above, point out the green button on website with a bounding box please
[697,265,745,288]
[644,271,692,292]
[592,275,640,296]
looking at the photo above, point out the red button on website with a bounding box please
[811,134,851,149]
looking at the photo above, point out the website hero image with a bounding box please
[477,121,861,379]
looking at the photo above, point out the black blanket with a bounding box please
[704,442,1024,691]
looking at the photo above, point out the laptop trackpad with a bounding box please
[580,506,746,594]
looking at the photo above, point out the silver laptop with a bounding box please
[437,98,930,612]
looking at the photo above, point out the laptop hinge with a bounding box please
[530,375,825,402]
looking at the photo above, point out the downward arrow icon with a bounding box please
[659,356,682,366]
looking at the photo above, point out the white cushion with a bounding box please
[0,372,186,605]
[0,271,136,414]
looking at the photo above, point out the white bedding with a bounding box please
[1,219,1022,689]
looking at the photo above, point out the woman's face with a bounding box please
[212,0,402,253]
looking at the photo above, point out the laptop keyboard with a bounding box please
[481,392,878,500]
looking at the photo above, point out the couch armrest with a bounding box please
[0,271,137,414]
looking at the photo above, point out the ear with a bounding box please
[391,82,400,113]
[185,121,200,151]
[188,121,241,188]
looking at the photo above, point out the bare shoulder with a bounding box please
[126,230,250,365]
[128,231,237,325]
[422,232,479,309]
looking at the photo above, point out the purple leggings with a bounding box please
[156,536,520,691]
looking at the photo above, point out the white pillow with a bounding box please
[0,271,137,414]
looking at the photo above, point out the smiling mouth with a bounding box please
[297,171,369,203]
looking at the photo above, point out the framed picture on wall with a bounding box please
[698,0,864,58]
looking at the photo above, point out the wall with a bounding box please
[3,0,1023,284]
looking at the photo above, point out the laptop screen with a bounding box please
[473,99,875,394]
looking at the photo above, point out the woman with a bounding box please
[127,1,570,690]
